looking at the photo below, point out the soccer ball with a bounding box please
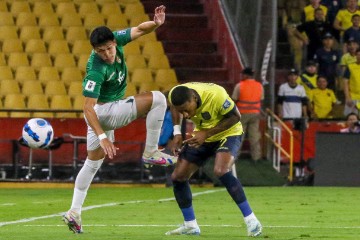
[22,118,54,149]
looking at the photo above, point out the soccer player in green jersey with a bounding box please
[63,5,177,234]
[165,82,262,237]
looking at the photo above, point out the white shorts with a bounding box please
[86,97,137,151]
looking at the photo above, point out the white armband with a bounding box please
[173,125,182,136]
[98,133,107,141]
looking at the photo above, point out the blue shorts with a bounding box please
[179,135,242,166]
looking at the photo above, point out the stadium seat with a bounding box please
[138,82,160,93]
[31,53,53,70]
[27,94,54,118]
[131,68,153,87]
[1,39,24,55]
[0,99,9,117]
[72,95,84,118]
[38,13,60,28]
[123,41,141,56]
[65,26,88,44]
[19,26,41,42]
[21,80,44,96]
[101,3,122,16]
[48,40,71,56]
[106,14,128,30]
[54,53,76,71]
[125,81,137,97]
[125,54,147,72]
[15,66,37,85]
[56,2,77,16]
[0,26,18,41]
[148,54,170,72]
[0,1,8,12]
[16,12,37,27]
[44,80,67,97]
[0,53,6,66]
[38,67,60,86]
[77,54,90,70]
[68,81,83,98]
[154,69,178,91]
[0,12,15,26]
[10,1,31,17]
[129,14,149,27]
[135,32,157,47]
[0,79,21,96]
[61,67,83,87]
[124,3,145,18]
[83,13,106,30]
[32,1,55,17]
[42,27,65,43]
[142,41,165,60]
[3,93,30,118]
[78,2,100,18]
[7,53,30,70]
[50,95,77,118]
[61,13,83,28]
[0,66,14,80]
[25,39,47,54]
[72,40,92,55]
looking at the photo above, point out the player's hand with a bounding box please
[153,5,165,26]
[170,134,183,156]
[100,138,119,159]
[183,131,207,148]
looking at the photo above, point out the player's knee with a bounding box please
[151,90,166,109]
[171,172,188,182]
[213,167,229,177]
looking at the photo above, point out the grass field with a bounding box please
[0,184,359,240]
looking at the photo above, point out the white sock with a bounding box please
[184,219,198,228]
[144,91,166,154]
[70,158,103,214]
[244,212,256,222]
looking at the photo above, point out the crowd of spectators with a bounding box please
[280,0,360,122]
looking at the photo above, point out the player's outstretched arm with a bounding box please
[130,5,166,40]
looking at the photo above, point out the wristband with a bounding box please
[98,133,107,141]
[173,125,181,136]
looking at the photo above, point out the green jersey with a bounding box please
[82,28,132,103]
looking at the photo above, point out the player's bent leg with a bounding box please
[135,91,177,166]
[63,148,104,233]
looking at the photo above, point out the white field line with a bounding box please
[0,189,225,227]
[19,224,360,230]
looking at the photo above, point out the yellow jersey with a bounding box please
[335,9,360,30]
[181,82,243,142]
[309,88,337,118]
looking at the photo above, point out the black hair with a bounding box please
[170,86,192,106]
[317,75,327,81]
[90,26,115,47]
[351,14,360,20]
[346,112,359,121]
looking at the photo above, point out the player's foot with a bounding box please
[245,217,262,237]
[142,150,177,166]
[63,210,83,234]
[165,224,201,235]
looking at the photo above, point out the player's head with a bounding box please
[169,86,198,119]
[90,26,117,64]
[316,75,328,89]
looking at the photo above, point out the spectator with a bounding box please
[321,0,344,41]
[308,75,338,119]
[277,68,308,119]
[340,112,360,132]
[302,0,328,23]
[313,32,341,91]
[343,14,360,46]
[231,67,263,162]
[297,60,319,97]
[294,8,334,60]
[340,38,359,74]
[343,48,360,116]
[333,0,360,34]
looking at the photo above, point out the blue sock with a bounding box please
[219,172,253,217]
[173,180,196,221]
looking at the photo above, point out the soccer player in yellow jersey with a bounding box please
[165,82,262,237]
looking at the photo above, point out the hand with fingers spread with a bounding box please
[99,138,119,159]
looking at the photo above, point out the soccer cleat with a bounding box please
[142,150,177,166]
[245,217,262,237]
[165,224,201,235]
[63,210,83,234]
